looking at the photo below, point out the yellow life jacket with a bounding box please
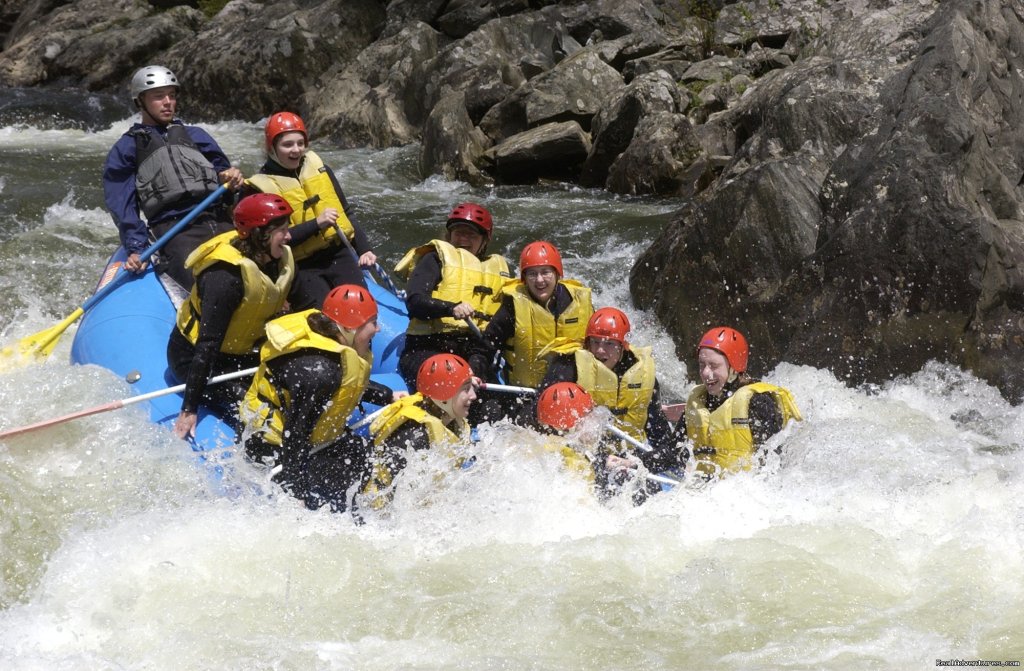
[501,279,593,388]
[394,239,511,334]
[685,381,802,477]
[175,232,294,355]
[240,309,372,449]
[540,439,595,481]
[245,150,355,261]
[362,393,469,505]
[575,346,656,445]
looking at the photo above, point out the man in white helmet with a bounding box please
[102,65,244,290]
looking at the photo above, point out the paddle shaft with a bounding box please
[478,382,536,395]
[83,185,229,314]
[331,222,408,300]
[464,316,484,340]
[372,262,406,300]
[349,406,386,431]
[0,366,256,440]
[7,185,230,360]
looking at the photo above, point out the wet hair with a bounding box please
[232,218,288,260]
[307,311,343,340]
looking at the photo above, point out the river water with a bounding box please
[0,91,1022,670]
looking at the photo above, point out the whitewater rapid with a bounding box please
[0,115,1022,669]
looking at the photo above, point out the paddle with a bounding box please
[603,425,682,487]
[371,262,406,300]
[0,184,229,369]
[477,381,535,395]
[463,316,484,339]
[474,381,680,483]
[661,402,684,424]
[0,365,256,441]
[349,406,386,432]
[325,216,408,302]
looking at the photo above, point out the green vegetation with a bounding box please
[666,0,722,59]
[197,0,229,19]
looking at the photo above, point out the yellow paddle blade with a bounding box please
[0,308,84,372]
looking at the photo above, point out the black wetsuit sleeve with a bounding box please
[481,296,515,350]
[181,264,245,413]
[362,380,395,407]
[749,391,784,447]
[404,252,458,320]
[637,382,687,473]
[469,296,514,377]
[286,219,322,247]
[268,350,342,461]
[671,413,688,448]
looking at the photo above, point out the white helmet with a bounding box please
[130,65,179,103]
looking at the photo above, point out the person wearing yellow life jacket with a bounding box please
[536,307,683,480]
[167,193,295,440]
[394,203,511,397]
[675,326,802,478]
[362,353,477,508]
[536,378,684,505]
[244,112,377,310]
[534,381,599,481]
[469,241,594,423]
[240,285,405,514]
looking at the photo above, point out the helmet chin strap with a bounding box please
[726,369,739,384]
[429,396,459,423]
[336,327,356,348]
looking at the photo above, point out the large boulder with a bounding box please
[436,0,541,38]
[605,111,710,197]
[419,90,493,184]
[0,0,201,91]
[305,21,440,148]
[162,0,385,122]
[479,48,625,141]
[632,0,1024,401]
[580,69,684,188]
[483,120,592,183]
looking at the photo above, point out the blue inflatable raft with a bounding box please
[69,247,409,454]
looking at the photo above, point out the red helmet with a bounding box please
[233,194,293,239]
[698,326,748,373]
[519,241,563,278]
[322,284,377,330]
[537,382,594,431]
[265,111,307,151]
[417,353,474,402]
[585,307,631,345]
[446,202,493,237]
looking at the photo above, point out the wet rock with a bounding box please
[606,112,709,197]
[162,0,385,122]
[633,0,1024,402]
[304,21,438,148]
[0,0,197,91]
[483,120,592,183]
[419,91,493,185]
[480,48,624,141]
[580,69,683,188]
